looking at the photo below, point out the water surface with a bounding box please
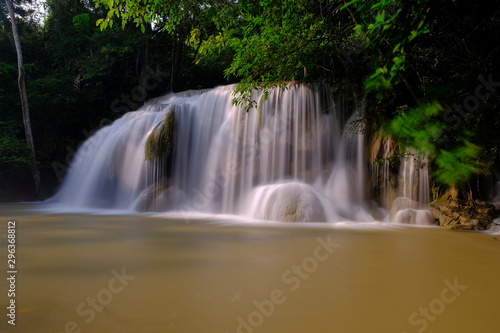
[1,203,499,333]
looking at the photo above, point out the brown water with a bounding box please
[0,203,499,333]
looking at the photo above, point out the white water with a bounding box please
[399,150,430,206]
[389,150,433,225]
[50,83,430,223]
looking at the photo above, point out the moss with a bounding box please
[145,111,175,161]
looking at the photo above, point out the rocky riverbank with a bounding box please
[430,187,497,230]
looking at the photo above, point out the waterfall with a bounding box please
[50,83,431,223]
[371,149,431,225]
[398,151,430,206]
[368,134,433,225]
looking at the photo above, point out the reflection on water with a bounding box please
[0,203,499,333]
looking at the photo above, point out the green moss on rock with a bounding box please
[145,111,175,161]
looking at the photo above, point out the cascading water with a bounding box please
[51,110,168,209]
[369,139,433,225]
[398,150,430,205]
[391,151,433,225]
[50,83,431,223]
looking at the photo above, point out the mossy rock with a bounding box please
[145,111,175,161]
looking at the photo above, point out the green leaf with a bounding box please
[375,12,385,23]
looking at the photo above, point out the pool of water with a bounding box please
[1,203,499,333]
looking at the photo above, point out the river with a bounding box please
[1,203,499,333]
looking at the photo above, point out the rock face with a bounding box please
[430,189,496,230]
[368,133,400,209]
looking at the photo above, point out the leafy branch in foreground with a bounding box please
[388,101,484,186]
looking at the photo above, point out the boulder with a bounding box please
[388,197,420,220]
[136,180,187,212]
[393,209,434,225]
[248,182,328,222]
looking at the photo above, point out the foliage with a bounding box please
[389,101,444,156]
[94,0,227,34]
[389,101,484,185]
[359,0,499,187]
[433,141,483,186]
[0,0,181,199]
[95,0,355,107]
[343,0,431,94]
[0,121,31,168]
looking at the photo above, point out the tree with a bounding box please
[343,0,499,189]
[95,0,357,106]
[3,0,40,192]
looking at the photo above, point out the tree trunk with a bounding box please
[5,0,41,193]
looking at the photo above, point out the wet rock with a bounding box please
[430,189,495,230]
[249,182,328,222]
[368,133,400,209]
[268,192,327,222]
[145,110,175,161]
[388,197,420,220]
[136,180,187,212]
[393,209,434,225]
